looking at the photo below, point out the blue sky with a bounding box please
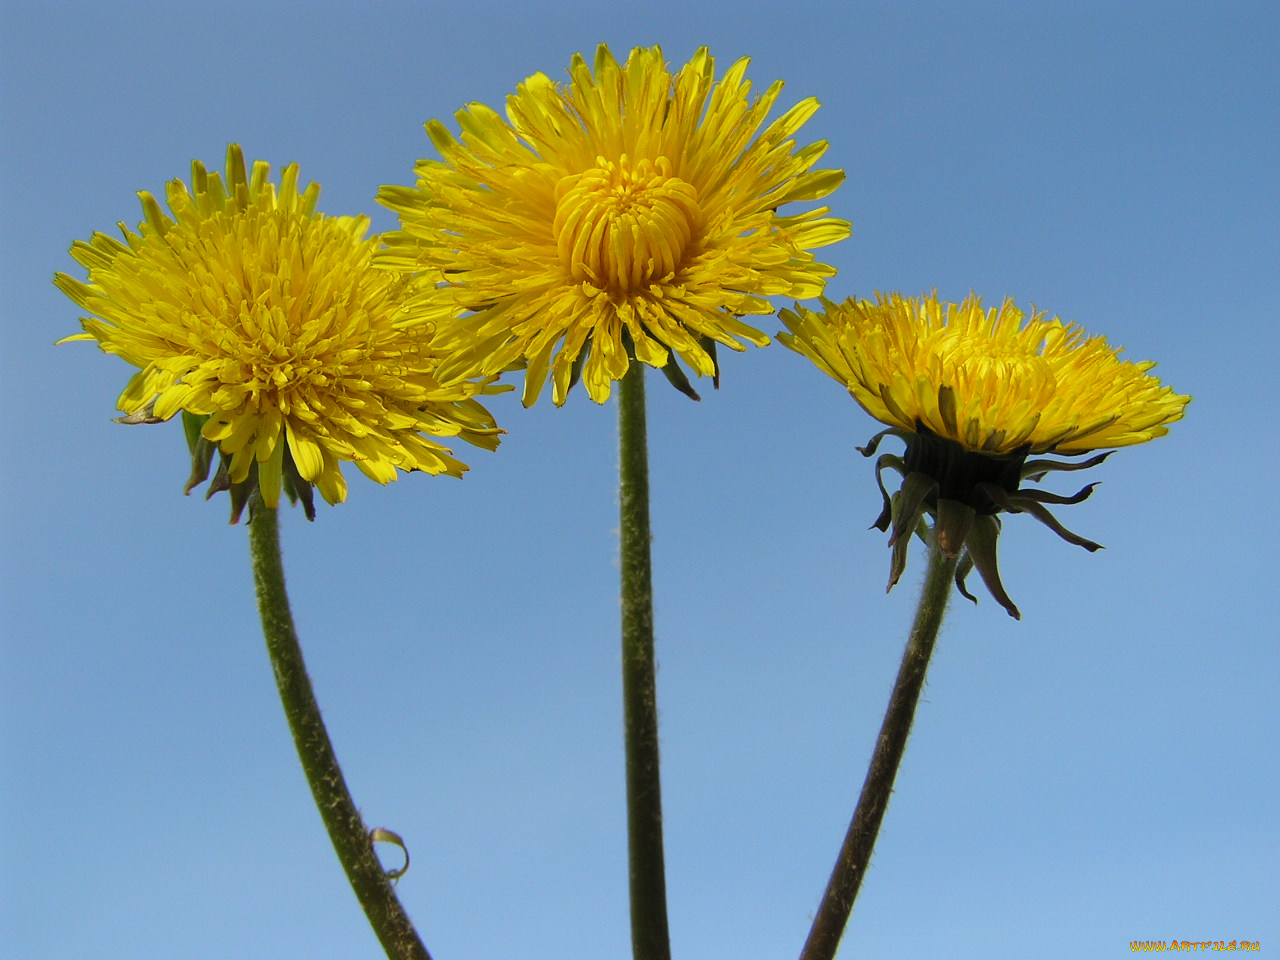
[2,2,1276,958]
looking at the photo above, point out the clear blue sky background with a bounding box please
[2,2,1276,958]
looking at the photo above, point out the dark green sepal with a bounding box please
[978,482,1104,552]
[870,453,907,531]
[281,452,317,522]
[183,438,217,496]
[1011,498,1102,551]
[889,472,937,548]
[1021,450,1111,482]
[886,483,935,591]
[656,350,701,401]
[700,335,720,390]
[197,455,251,523]
[188,444,312,525]
[619,327,701,402]
[963,514,1021,620]
[182,417,217,497]
[181,411,210,454]
[954,552,979,605]
[203,456,232,500]
[886,493,915,592]
[566,340,588,393]
[228,474,253,524]
[934,497,975,558]
[857,427,912,458]
[194,456,253,524]
[1009,482,1100,507]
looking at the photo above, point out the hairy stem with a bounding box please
[248,499,431,960]
[617,361,673,960]
[800,536,957,960]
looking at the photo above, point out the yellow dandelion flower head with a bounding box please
[57,145,502,513]
[780,292,1190,619]
[779,292,1189,455]
[379,44,850,406]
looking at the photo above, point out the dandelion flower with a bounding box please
[57,145,502,517]
[779,292,1190,617]
[379,44,849,405]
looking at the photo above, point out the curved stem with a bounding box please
[617,361,673,960]
[799,535,957,960]
[247,498,431,960]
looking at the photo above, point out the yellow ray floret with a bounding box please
[779,292,1189,455]
[57,144,501,508]
[378,44,850,406]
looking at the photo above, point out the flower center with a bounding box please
[203,325,326,413]
[553,155,702,295]
[926,328,1056,397]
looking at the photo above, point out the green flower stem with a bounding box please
[799,536,957,960]
[617,360,673,960]
[247,497,431,960]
